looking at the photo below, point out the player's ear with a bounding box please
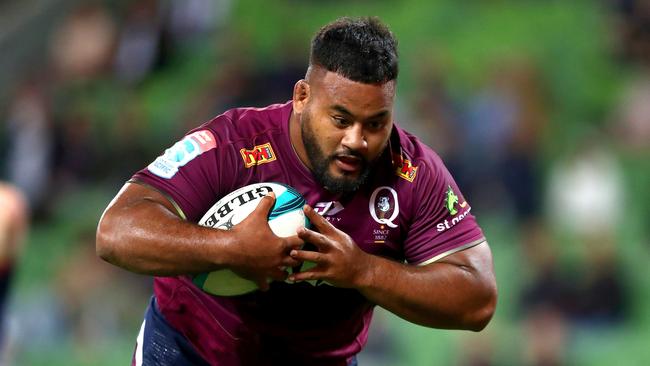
[292,79,310,114]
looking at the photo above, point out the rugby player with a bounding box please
[97,16,497,366]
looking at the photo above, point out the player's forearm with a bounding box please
[96,199,233,276]
[357,251,497,330]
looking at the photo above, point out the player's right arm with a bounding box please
[95,182,301,288]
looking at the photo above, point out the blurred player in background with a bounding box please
[0,183,28,353]
[97,17,496,365]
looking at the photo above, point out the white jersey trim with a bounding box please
[134,319,146,366]
[129,179,187,220]
[415,238,486,266]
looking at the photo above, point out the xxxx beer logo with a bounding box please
[396,158,418,182]
[240,142,277,168]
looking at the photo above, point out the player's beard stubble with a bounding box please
[300,111,376,195]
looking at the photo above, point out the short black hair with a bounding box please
[310,17,398,84]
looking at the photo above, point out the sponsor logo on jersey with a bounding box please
[369,186,399,229]
[148,130,217,179]
[240,142,276,168]
[396,158,418,182]
[437,186,470,232]
[444,185,467,215]
[314,201,345,223]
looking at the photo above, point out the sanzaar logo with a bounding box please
[437,186,470,232]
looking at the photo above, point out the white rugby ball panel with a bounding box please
[193,182,307,296]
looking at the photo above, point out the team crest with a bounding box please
[369,186,399,228]
[240,142,276,168]
[377,197,390,212]
[396,158,418,182]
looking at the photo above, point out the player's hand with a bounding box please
[227,192,304,291]
[288,204,374,289]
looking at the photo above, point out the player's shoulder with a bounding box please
[200,102,292,144]
[391,124,447,185]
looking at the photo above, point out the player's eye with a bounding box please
[332,116,351,127]
[366,120,385,131]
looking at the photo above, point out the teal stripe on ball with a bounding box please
[269,195,304,220]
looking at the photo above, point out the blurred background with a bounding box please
[0,0,648,365]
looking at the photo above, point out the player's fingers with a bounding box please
[302,205,335,233]
[283,235,305,250]
[255,192,276,216]
[289,269,322,283]
[296,227,330,251]
[281,257,302,267]
[289,249,323,264]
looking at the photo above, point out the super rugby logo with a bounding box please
[240,143,276,168]
[396,158,418,182]
[369,186,399,228]
[148,130,217,179]
[202,185,273,228]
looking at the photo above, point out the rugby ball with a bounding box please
[192,182,309,296]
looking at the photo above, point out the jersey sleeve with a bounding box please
[130,125,236,223]
[402,157,485,265]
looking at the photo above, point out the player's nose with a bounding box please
[341,123,367,152]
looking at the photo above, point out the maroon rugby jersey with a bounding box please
[132,101,485,365]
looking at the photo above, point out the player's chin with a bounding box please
[325,169,365,192]
[328,166,362,182]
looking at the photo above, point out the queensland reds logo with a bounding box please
[377,197,390,212]
[369,186,399,228]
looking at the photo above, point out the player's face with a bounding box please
[297,70,394,194]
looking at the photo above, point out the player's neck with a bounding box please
[289,111,312,171]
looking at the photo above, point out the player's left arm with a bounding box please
[290,205,497,331]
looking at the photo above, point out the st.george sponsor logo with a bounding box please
[436,206,472,232]
[148,130,217,179]
[240,142,276,168]
[437,186,470,232]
